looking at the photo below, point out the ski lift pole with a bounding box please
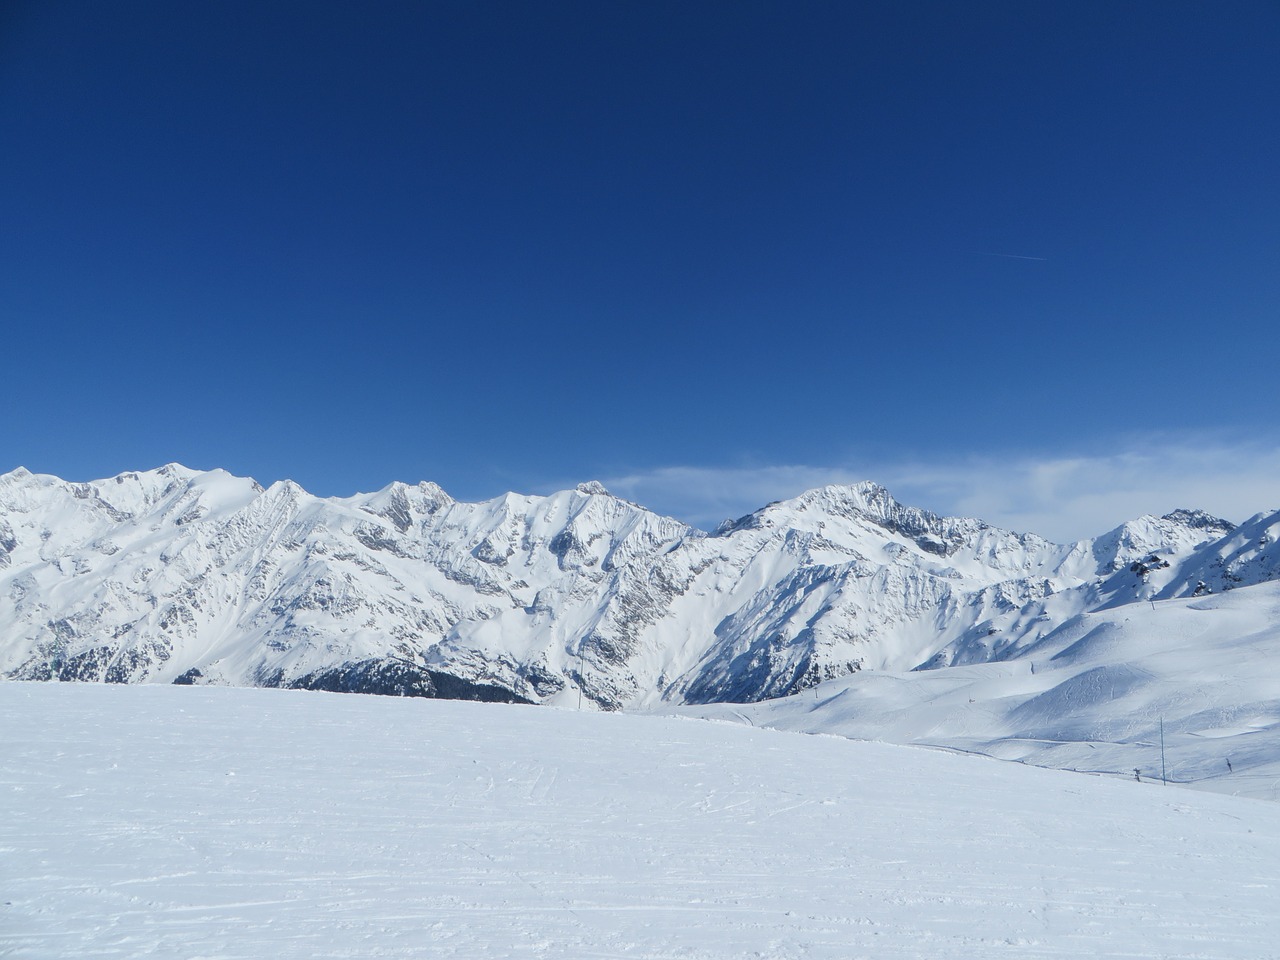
[1160,715,1167,786]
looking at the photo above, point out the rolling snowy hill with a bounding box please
[4,464,1272,715]
[682,578,1280,801]
[4,681,1280,959]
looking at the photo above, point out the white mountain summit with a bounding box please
[0,464,1270,710]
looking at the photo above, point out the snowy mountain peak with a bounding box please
[575,480,611,496]
[714,481,901,535]
[833,479,899,512]
[1090,510,1233,576]
[416,480,451,502]
[1159,507,1280,597]
[772,480,893,513]
[263,478,306,499]
[354,480,455,531]
[748,481,1019,563]
[1160,508,1235,536]
[103,462,199,488]
[761,481,950,532]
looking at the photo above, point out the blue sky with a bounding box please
[3,1,1277,540]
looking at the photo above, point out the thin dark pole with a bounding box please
[1160,716,1167,786]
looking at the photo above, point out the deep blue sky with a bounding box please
[3,2,1278,537]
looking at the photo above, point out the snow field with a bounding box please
[4,682,1280,958]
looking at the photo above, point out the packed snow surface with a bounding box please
[5,683,1280,959]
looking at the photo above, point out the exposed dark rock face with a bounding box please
[281,658,532,703]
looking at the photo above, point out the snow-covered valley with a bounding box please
[5,681,1280,959]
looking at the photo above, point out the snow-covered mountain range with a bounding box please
[2,464,1276,712]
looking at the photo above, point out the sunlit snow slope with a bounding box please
[683,579,1280,801]
[4,683,1280,959]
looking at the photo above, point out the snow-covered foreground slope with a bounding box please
[5,683,1280,959]
[682,579,1280,802]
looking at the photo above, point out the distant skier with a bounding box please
[1133,768,1141,782]
[1227,758,1233,773]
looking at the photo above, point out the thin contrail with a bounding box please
[979,252,1048,261]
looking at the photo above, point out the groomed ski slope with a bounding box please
[4,683,1280,959]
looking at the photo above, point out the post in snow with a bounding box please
[1160,715,1167,786]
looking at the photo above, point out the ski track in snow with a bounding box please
[4,683,1280,959]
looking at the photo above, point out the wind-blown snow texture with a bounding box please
[5,464,1273,716]
[5,682,1280,959]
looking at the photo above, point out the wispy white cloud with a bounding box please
[599,438,1280,543]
